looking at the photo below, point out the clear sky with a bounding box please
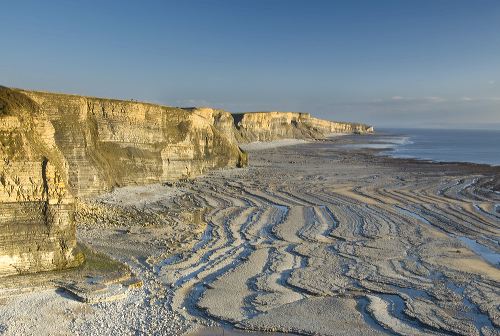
[1,0,499,129]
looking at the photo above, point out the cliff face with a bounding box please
[233,112,373,143]
[1,88,372,277]
[182,107,238,144]
[0,88,246,276]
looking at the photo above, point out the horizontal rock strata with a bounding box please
[232,111,373,143]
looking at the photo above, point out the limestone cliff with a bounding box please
[232,111,373,143]
[0,87,246,276]
[1,88,372,277]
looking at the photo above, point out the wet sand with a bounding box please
[1,134,499,335]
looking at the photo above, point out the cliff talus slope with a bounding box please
[0,87,246,276]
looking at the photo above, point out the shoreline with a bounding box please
[379,144,500,169]
[330,133,500,176]
[373,147,500,173]
[352,129,500,168]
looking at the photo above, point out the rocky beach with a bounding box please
[3,2,499,335]
[1,133,499,335]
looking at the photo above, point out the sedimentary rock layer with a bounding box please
[232,111,373,143]
[0,87,246,276]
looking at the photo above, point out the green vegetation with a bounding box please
[76,244,129,275]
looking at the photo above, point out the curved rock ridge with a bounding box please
[232,111,373,143]
[0,87,246,276]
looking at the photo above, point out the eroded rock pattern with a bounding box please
[158,140,499,335]
[1,137,497,335]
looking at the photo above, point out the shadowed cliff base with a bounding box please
[0,243,135,301]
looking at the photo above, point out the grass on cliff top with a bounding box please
[0,86,40,116]
[11,86,187,112]
[0,85,189,116]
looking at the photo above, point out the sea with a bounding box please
[348,128,500,166]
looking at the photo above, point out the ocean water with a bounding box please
[365,128,500,166]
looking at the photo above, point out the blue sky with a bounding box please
[1,0,499,128]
